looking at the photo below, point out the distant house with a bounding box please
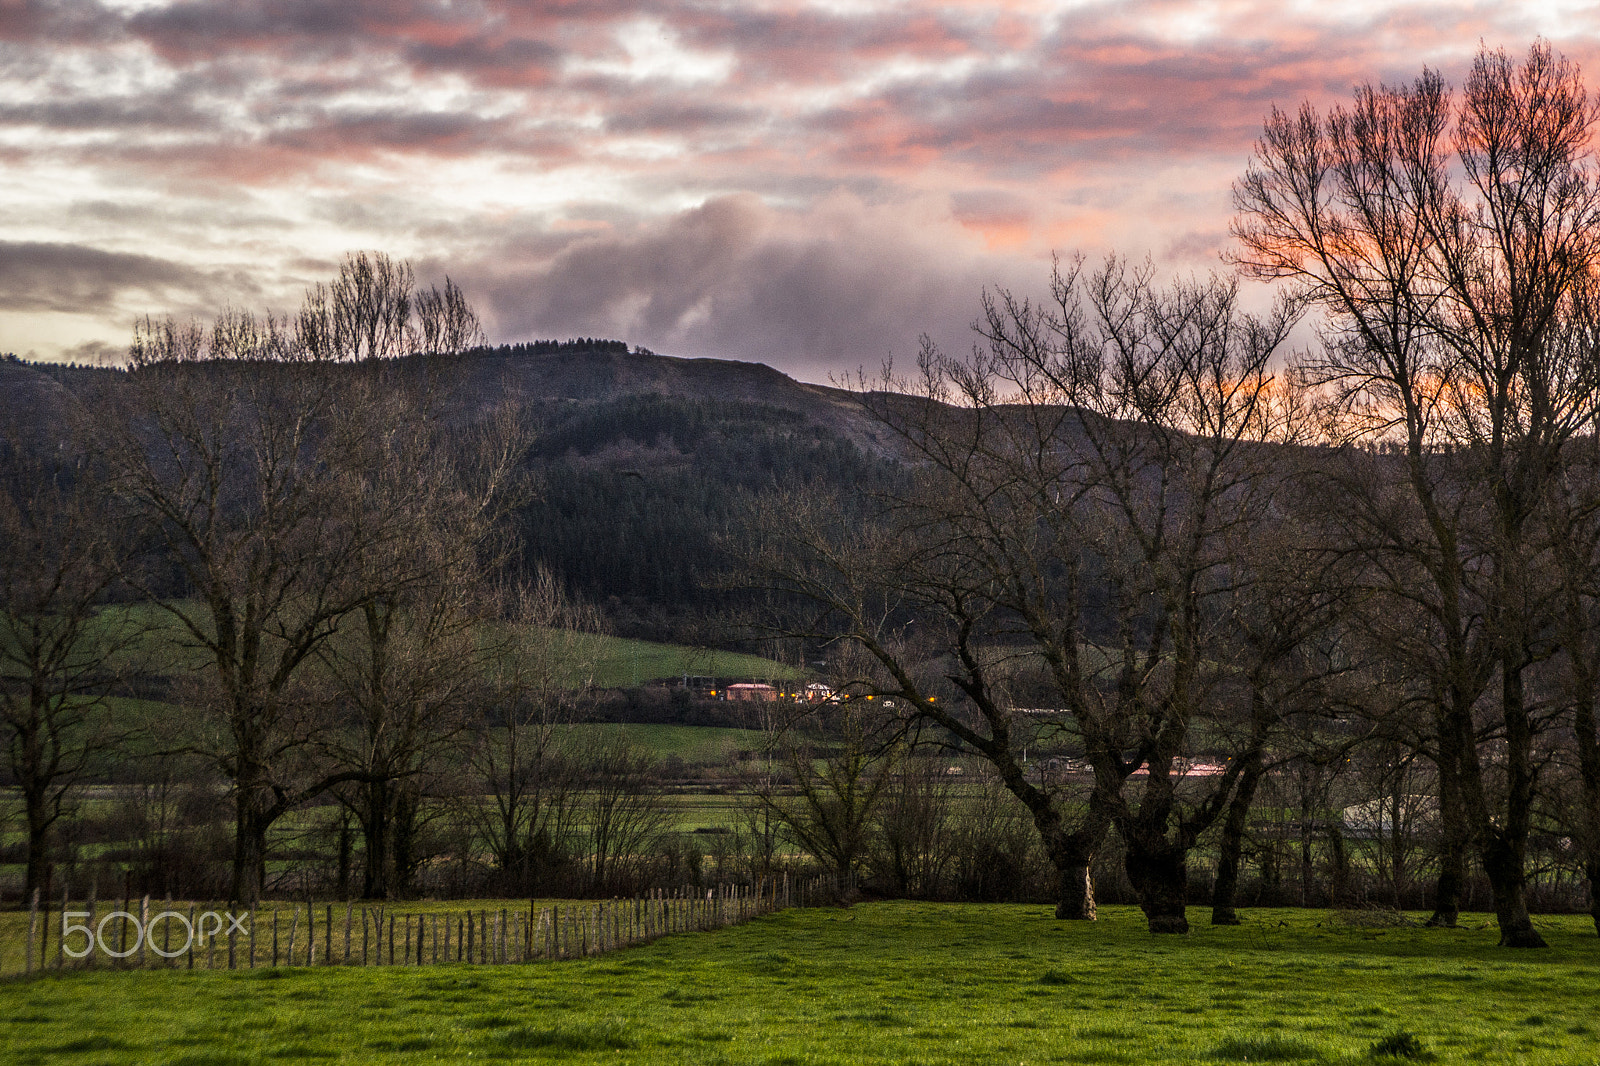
[725,683,778,702]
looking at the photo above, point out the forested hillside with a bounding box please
[516,392,897,640]
[2,342,903,645]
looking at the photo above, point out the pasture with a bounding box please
[3,903,1599,1065]
[17,601,801,695]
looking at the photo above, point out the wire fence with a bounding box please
[3,875,825,977]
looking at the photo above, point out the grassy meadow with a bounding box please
[4,902,1599,1065]
[570,724,768,763]
[63,601,803,691]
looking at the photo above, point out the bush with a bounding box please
[1369,1031,1431,1060]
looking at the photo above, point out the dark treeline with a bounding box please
[474,338,635,357]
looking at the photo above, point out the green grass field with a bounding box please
[572,724,768,761]
[58,602,803,691]
[580,635,802,688]
[4,903,1599,1064]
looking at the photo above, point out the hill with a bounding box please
[0,341,904,645]
[441,342,898,458]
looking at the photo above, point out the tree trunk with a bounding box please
[393,790,418,896]
[1212,756,1263,926]
[1053,859,1096,920]
[23,797,51,905]
[1482,837,1547,948]
[1010,762,1110,921]
[361,780,390,900]
[1425,836,1466,928]
[1574,694,1600,937]
[232,799,270,907]
[336,816,353,900]
[1125,839,1189,934]
[1425,738,1466,927]
[1480,652,1546,948]
[1328,823,1352,907]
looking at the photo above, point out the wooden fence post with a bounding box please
[162,895,174,965]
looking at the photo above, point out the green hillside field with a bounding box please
[39,601,801,691]
[3,903,1598,1064]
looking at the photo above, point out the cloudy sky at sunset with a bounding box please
[2,0,1597,381]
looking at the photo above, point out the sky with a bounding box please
[3,1,1599,383]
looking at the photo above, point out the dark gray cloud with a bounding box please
[404,35,561,83]
[56,338,127,366]
[604,101,758,135]
[128,0,374,56]
[467,195,1032,383]
[0,94,216,132]
[0,242,204,314]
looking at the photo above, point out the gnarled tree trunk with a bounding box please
[1212,754,1264,926]
[1125,837,1189,934]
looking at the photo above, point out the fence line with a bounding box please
[3,875,826,977]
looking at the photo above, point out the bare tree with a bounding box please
[97,254,492,904]
[314,379,527,899]
[873,753,957,897]
[755,703,897,900]
[462,569,603,894]
[297,252,484,364]
[582,736,669,895]
[100,313,373,904]
[1233,41,1600,946]
[1209,498,1352,924]
[416,277,487,356]
[0,445,133,900]
[752,257,1306,932]
[1345,738,1439,910]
